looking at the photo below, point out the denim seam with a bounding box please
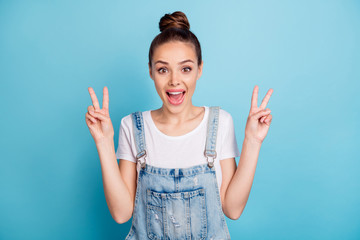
[162,194,167,239]
[131,111,147,166]
[200,190,207,240]
[204,106,220,163]
[185,197,190,239]
[142,170,213,178]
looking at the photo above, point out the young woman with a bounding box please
[85,11,273,240]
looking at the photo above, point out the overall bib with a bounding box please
[125,106,231,240]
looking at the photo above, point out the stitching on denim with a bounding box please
[204,106,220,162]
[201,190,207,240]
[147,191,163,239]
[143,163,216,176]
[143,168,214,177]
[131,111,147,167]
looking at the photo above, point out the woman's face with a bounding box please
[149,41,203,113]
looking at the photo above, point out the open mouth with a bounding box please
[166,90,186,105]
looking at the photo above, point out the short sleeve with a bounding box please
[115,115,137,163]
[219,110,241,160]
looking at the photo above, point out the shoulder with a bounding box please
[205,106,234,130]
[120,110,152,129]
[218,107,234,124]
[120,113,133,129]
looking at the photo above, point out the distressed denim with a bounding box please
[125,106,231,240]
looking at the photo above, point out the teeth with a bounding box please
[168,91,183,95]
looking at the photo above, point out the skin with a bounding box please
[85,40,273,222]
[149,41,205,136]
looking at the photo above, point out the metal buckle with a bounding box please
[140,160,146,169]
[136,150,147,169]
[204,149,217,158]
[207,158,214,168]
[204,149,216,168]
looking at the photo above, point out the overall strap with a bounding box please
[131,111,147,169]
[204,106,220,168]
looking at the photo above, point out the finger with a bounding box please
[260,115,266,123]
[251,85,259,109]
[88,110,108,121]
[88,105,106,116]
[259,88,273,110]
[103,86,109,111]
[87,105,95,112]
[262,115,270,123]
[263,115,271,123]
[88,87,101,111]
[85,117,94,126]
[86,112,97,124]
[253,108,271,120]
[265,114,272,124]
[259,115,264,123]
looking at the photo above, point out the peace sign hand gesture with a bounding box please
[85,87,114,144]
[244,85,273,145]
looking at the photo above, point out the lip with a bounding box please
[166,88,186,93]
[165,89,186,105]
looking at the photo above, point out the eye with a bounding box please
[157,67,167,74]
[183,67,192,72]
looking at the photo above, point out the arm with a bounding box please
[221,85,274,220]
[96,139,137,224]
[85,87,136,224]
[221,137,261,220]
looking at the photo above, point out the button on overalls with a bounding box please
[125,106,231,240]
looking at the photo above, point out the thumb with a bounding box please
[87,105,95,112]
[253,108,271,120]
[88,110,109,121]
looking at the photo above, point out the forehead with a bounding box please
[153,41,196,63]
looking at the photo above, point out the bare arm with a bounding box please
[221,138,261,220]
[221,85,274,220]
[96,139,136,224]
[85,86,137,224]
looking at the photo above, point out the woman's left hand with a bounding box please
[244,85,273,145]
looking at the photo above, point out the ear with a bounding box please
[148,62,154,80]
[196,60,204,81]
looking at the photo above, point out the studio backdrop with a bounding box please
[0,0,359,239]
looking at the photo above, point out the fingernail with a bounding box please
[89,110,94,114]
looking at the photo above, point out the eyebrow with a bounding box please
[154,59,194,65]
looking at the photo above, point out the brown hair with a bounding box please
[148,11,202,68]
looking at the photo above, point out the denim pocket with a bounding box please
[146,189,163,240]
[146,188,207,240]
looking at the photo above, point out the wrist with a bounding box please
[244,136,262,146]
[95,136,114,147]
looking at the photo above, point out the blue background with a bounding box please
[1,0,359,239]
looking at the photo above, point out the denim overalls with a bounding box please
[125,106,231,240]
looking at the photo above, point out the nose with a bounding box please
[168,71,180,86]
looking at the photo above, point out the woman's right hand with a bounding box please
[85,86,114,144]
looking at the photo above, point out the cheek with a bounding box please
[186,76,198,87]
[153,77,163,87]
[154,83,162,93]
[153,81,165,96]
[185,80,197,96]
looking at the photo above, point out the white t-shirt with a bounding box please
[115,106,241,191]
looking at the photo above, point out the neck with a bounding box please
[158,102,198,124]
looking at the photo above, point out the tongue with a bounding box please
[170,93,183,101]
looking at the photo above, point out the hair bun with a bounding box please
[159,11,190,32]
